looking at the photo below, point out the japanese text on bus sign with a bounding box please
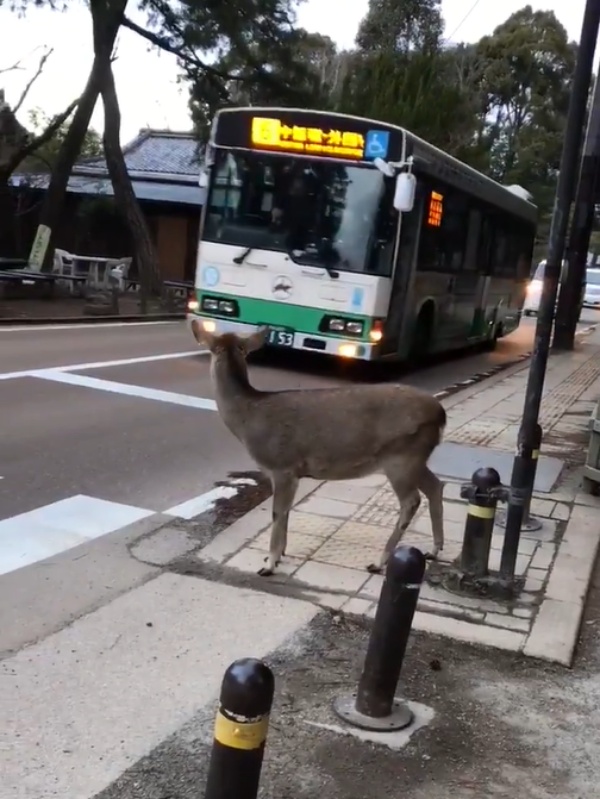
[427,191,443,227]
[251,116,366,159]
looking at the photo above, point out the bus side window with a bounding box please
[416,184,469,273]
[477,214,493,275]
[489,215,513,277]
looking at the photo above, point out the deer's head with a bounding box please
[191,320,267,384]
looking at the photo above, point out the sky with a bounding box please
[0,0,590,144]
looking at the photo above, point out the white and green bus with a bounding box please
[187,107,537,362]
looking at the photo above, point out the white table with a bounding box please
[70,255,114,289]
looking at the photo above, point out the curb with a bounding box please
[0,312,186,326]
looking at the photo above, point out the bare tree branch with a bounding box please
[13,47,54,114]
[0,57,26,76]
[120,15,240,82]
[1,99,77,179]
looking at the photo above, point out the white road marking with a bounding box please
[32,369,218,410]
[164,481,257,519]
[0,349,208,381]
[0,321,178,332]
[0,494,155,576]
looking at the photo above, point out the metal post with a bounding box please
[108,267,120,315]
[554,72,600,350]
[459,468,507,578]
[333,545,425,732]
[204,658,274,799]
[497,424,543,533]
[521,423,543,529]
[500,0,600,581]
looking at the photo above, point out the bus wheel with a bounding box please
[407,307,434,365]
[483,323,502,351]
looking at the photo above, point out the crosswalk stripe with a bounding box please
[0,495,156,576]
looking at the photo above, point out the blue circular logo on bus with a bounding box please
[202,265,220,288]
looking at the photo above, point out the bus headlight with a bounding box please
[218,300,236,314]
[345,320,364,335]
[203,297,219,311]
[329,318,345,332]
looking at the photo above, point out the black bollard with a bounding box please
[333,545,426,732]
[459,467,508,578]
[204,658,275,799]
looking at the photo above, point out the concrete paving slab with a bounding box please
[0,573,318,799]
[0,514,169,658]
[429,442,564,492]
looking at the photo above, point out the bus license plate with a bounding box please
[266,328,294,347]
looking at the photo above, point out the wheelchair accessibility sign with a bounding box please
[364,130,390,160]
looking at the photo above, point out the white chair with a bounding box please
[53,248,80,294]
[102,256,132,291]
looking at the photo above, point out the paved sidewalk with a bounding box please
[200,332,600,666]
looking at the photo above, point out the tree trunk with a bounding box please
[100,62,162,310]
[90,1,161,312]
[32,9,124,271]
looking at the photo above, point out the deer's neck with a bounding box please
[211,354,259,434]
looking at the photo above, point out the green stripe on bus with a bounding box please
[196,291,373,341]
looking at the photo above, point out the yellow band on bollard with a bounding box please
[214,711,269,750]
[532,449,540,459]
[467,504,495,519]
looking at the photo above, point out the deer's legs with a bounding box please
[258,472,299,577]
[366,479,422,575]
[419,466,445,560]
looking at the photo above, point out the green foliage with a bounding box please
[3,0,584,255]
[356,0,444,54]
[134,0,326,138]
[20,106,102,171]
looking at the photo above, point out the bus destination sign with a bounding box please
[251,116,365,160]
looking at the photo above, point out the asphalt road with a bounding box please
[2,312,599,524]
[1,311,599,656]
[0,316,546,520]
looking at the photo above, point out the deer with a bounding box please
[191,320,446,577]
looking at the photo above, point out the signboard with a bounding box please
[427,191,444,227]
[251,117,365,159]
[213,109,401,162]
[28,224,51,270]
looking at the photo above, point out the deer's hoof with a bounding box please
[425,550,440,562]
[366,563,383,575]
[258,566,274,577]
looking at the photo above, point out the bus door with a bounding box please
[439,194,481,343]
[380,187,423,355]
[461,208,489,339]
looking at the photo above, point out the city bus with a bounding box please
[187,107,538,362]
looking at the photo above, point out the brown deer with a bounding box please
[191,321,446,577]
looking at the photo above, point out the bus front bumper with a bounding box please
[186,314,378,360]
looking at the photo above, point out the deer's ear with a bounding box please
[244,327,268,353]
[191,319,216,351]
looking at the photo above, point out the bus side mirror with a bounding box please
[393,172,416,212]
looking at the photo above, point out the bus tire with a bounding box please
[408,305,434,365]
[483,322,502,351]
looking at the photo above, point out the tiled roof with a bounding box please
[78,129,202,178]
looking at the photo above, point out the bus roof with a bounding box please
[214,107,538,223]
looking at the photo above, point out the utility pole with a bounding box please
[553,73,600,350]
[499,0,600,581]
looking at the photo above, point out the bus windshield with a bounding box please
[203,149,395,276]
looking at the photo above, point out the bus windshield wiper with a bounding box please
[288,249,339,279]
[233,247,253,264]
